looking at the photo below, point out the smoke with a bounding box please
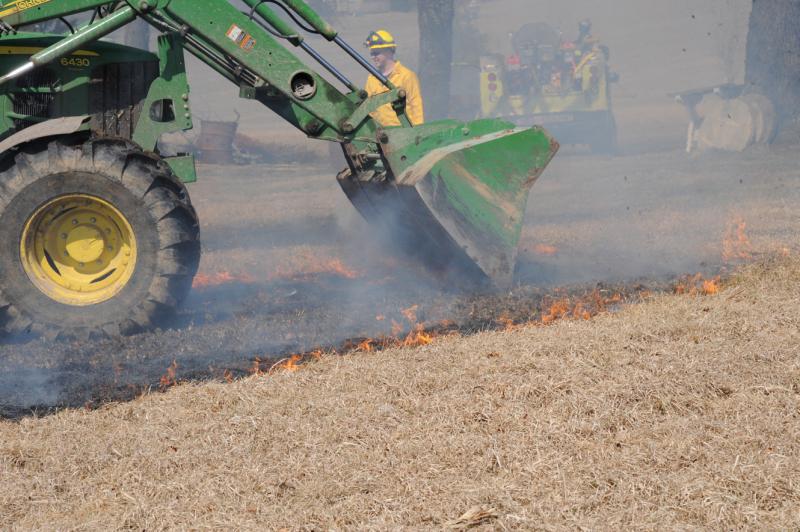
[0,365,62,413]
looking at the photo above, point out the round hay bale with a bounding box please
[695,94,755,152]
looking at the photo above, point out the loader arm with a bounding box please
[141,0,384,140]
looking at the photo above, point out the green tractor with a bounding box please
[479,21,618,153]
[0,0,557,340]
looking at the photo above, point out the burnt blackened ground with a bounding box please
[0,270,669,417]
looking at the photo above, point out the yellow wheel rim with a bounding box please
[20,194,137,307]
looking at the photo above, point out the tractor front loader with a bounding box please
[0,0,558,340]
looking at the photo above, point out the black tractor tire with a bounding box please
[0,137,200,339]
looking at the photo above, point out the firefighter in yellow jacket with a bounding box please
[364,29,424,126]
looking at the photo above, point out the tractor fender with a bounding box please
[0,115,90,156]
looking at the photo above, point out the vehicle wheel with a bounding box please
[0,137,200,339]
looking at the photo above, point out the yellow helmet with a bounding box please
[365,29,396,51]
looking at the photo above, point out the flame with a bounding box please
[234,287,634,382]
[390,319,404,336]
[701,278,719,295]
[541,299,570,324]
[192,271,255,289]
[403,323,434,346]
[317,258,360,279]
[223,369,234,383]
[231,285,640,381]
[571,301,592,320]
[674,273,721,296]
[356,339,375,352]
[159,359,178,389]
[194,253,362,289]
[247,350,323,378]
[270,354,303,373]
[534,289,627,326]
[283,354,303,372]
[722,216,752,262]
[216,266,734,386]
[495,312,516,330]
[532,244,559,256]
[269,252,362,281]
[401,305,419,323]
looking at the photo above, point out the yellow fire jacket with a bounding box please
[365,61,424,127]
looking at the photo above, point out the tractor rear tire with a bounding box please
[0,137,200,339]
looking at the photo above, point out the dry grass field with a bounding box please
[2,254,798,529]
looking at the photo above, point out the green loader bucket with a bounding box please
[337,119,558,288]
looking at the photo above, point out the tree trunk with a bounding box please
[418,0,454,120]
[745,0,800,124]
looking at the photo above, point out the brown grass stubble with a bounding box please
[1,257,799,530]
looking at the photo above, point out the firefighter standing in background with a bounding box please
[571,19,605,93]
[575,19,594,54]
[364,30,424,126]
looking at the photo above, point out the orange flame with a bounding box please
[571,301,592,320]
[403,323,434,346]
[390,319,404,336]
[159,359,178,389]
[401,305,419,324]
[533,244,559,256]
[269,252,362,281]
[722,216,752,262]
[495,312,516,330]
[270,354,303,373]
[192,271,255,289]
[356,339,375,352]
[674,273,721,296]
[534,289,626,326]
[318,258,360,279]
[541,299,570,324]
[232,285,639,380]
[701,278,719,295]
[247,350,325,379]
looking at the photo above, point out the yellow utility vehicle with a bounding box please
[479,22,618,153]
